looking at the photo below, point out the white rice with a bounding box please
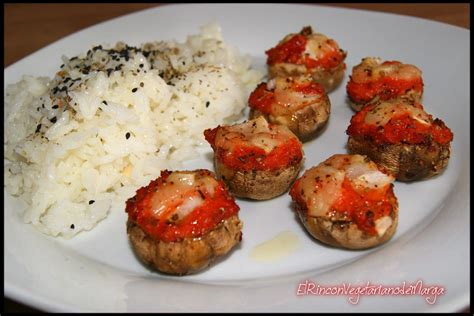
[4,23,263,238]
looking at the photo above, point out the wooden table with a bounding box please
[3,3,470,313]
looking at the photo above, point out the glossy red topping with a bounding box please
[347,103,453,145]
[126,170,239,242]
[205,130,302,171]
[204,118,303,172]
[331,178,395,235]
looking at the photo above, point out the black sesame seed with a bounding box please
[131,88,138,93]
[88,200,95,205]
[125,132,131,139]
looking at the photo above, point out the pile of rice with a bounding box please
[4,23,263,238]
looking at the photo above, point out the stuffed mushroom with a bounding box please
[266,26,347,92]
[346,57,424,111]
[204,116,304,200]
[248,74,331,141]
[346,98,453,181]
[289,154,398,249]
[126,169,242,275]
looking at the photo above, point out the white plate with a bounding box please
[4,4,470,312]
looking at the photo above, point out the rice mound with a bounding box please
[4,23,263,238]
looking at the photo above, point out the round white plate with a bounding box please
[4,4,470,312]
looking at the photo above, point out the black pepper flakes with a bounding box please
[131,88,138,93]
[205,101,210,108]
[102,100,108,105]
[70,224,75,229]
[125,132,131,139]
[49,117,57,124]
[52,105,59,109]
[35,124,42,133]
[140,82,144,87]
[88,200,95,205]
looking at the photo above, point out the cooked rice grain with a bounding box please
[4,23,263,238]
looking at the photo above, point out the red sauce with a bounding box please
[347,72,423,104]
[248,82,275,114]
[221,138,302,171]
[266,34,307,66]
[125,170,239,242]
[331,178,396,235]
[347,105,453,145]
[293,80,326,95]
[266,35,344,70]
[204,127,303,171]
[289,178,304,205]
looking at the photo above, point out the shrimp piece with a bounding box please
[126,169,242,275]
[266,26,347,92]
[248,74,330,140]
[290,154,398,249]
[346,98,453,181]
[346,57,424,111]
[204,116,303,200]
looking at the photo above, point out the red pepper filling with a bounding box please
[248,82,275,114]
[347,73,423,104]
[266,35,344,70]
[331,178,396,236]
[290,177,396,236]
[204,128,303,171]
[126,170,239,242]
[266,34,307,66]
[289,178,304,205]
[347,105,453,145]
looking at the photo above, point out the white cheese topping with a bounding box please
[375,216,393,237]
[150,171,217,219]
[364,100,431,127]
